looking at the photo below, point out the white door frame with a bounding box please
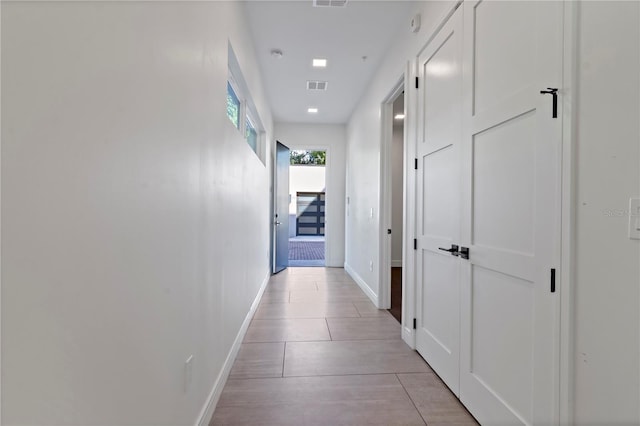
[379,75,405,310]
[379,69,411,339]
[559,1,578,424]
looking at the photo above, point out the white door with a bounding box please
[415,5,464,396]
[459,1,562,424]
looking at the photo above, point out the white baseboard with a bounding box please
[402,326,415,349]
[195,270,270,426]
[344,262,378,306]
[391,260,402,268]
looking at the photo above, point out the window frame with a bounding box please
[227,43,265,164]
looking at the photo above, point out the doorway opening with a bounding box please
[288,150,327,267]
[380,76,406,324]
[388,92,405,322]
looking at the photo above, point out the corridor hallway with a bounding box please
[211,268,477,425]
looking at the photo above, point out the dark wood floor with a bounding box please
[388,267,402,323]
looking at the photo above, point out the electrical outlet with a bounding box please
[184,355,193,393]
[369,260,373,271]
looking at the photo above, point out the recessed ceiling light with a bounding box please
[394,114,405,120]
[312,58,327,68]
[308,107,319,113]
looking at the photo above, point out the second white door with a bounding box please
[415,5,464,396]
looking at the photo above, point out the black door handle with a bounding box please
[438,244,459,256]
[540,88,558,118]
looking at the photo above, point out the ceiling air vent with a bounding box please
[307,80,328,91]
[313,0,347,7]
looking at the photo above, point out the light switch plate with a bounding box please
[629,198,640,239]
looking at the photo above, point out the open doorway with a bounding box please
[388,93,404,322]
[288,150,327,267]
[380,76,405,324]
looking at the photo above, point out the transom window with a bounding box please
[227,43,265,164]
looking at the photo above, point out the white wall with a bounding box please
[391,124,404,265]
[1,2,272,425]
[573,1,640,423]
[275,123,346,267]
[345,0,455,308]
[289,166,326,216]
[289,165,326,237]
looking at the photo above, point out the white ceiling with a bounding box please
[244,1,417,124]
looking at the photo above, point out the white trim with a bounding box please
[195,271,270,426]
[404,57,419,350]
[344,262,378,307]
[391,260,402,268]
[559,1,578,424]
[402,326,414,349]
[0,3,3,421]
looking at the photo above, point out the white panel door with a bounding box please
[459,1,562,424]
[415,6,463,396]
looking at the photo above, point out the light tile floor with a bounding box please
[211,267,478,426]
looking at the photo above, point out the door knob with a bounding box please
[275,221,281,226]
[438,244,459,255]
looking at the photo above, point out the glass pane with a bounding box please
[320,194,325,201]
[298,205,317,213]
[320,205,325,212]
[299,227,317,234]
[246,120,257,153]
[298,216,317,224]
[226,82,240,129]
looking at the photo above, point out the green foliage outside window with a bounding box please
[290,150,326,165]
[226,82,240,129]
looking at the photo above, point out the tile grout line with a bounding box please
[352,301,362,317]
[325,317,333,341]
[281,341,287,378]
[281,370,432,379]
[396,373,429,426]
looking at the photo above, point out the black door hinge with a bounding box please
[550,268,556,293]
[415,77,419,89]
[413,318,417,329]
[413,238,417,250]
[414,158,418,170]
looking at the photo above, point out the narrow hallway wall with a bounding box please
[345,0,455,307]
[2,2,273,424]
[573,1,640,422]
